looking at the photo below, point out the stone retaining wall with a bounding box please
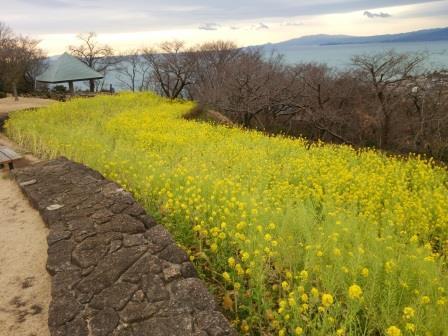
[14,158,236,336]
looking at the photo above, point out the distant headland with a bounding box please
[261,26,448,48]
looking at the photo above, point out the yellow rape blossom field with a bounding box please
[6,93,448,335]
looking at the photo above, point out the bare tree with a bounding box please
[283,63,365,144]
[142,41,196,99]
[0,22,45,100]
[189,41,241,103]
[115,49,151,92]
[69,32,119,92]
[352,51,425,148]
[213,49,297,128]
[403,72,448,158]
[0,22,12,42]
[0,22,12,93]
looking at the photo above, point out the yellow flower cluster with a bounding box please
[348,284,363,300]
[6,92,448,335]
[386,326,402,336]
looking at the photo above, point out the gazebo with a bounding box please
[36,52,103,94]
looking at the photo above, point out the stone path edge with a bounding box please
[13,157,236,336]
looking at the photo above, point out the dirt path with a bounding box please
[0,137,50,336]
[0,97,54,116]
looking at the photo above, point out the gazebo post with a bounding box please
[68,81,74,95]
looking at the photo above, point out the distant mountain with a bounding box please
[261,27,448,49]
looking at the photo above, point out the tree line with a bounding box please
[117,40,448,161]
[1,23,447,160]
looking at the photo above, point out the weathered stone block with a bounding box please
[72,236,108,268]
[142,273,170,303]
[170,278,217,312]
[76,246,147,295]
[96,214,145,234]
[181,262,198,278]
[195,311,238,336]
[47,239,75,275]
[162,263,182,282]
[89,307,119,336]
[132,315,193,336]
[121,253,162,283]
[158,243,188,264]
[91,208,114,224]
[65,316,89,336]
[119,299,160,323]
[144,225,173,252]
[89,282,138,310]
[47,230,72,246]
[48,292,81,327]
[123,233,147,247]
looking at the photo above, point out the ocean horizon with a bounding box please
[270,40,448,69]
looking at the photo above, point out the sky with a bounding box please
[1,0,447,55]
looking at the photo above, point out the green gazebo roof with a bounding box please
[36,52,104,83]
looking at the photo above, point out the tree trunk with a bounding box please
[243,113,253,127]
[376,91,389,149]
[89,79,95,93]
[12,82,18,101]
[380,112,390,149]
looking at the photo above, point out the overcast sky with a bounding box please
[1,0,447,54]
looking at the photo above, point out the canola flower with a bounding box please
[348,284,363,300]
[321,293,334,307]
[6,92,448,335]
[294,326,303,335]
[336,328,346,336]
[386,326,402,336]
[403,307,415,320]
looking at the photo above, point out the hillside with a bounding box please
[6,93,448,335]
[262,26,448,48]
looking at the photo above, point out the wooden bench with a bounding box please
[0,146,23,170]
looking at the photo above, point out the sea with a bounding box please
[272,40,448,69]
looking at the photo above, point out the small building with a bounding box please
[36,52,103,94]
